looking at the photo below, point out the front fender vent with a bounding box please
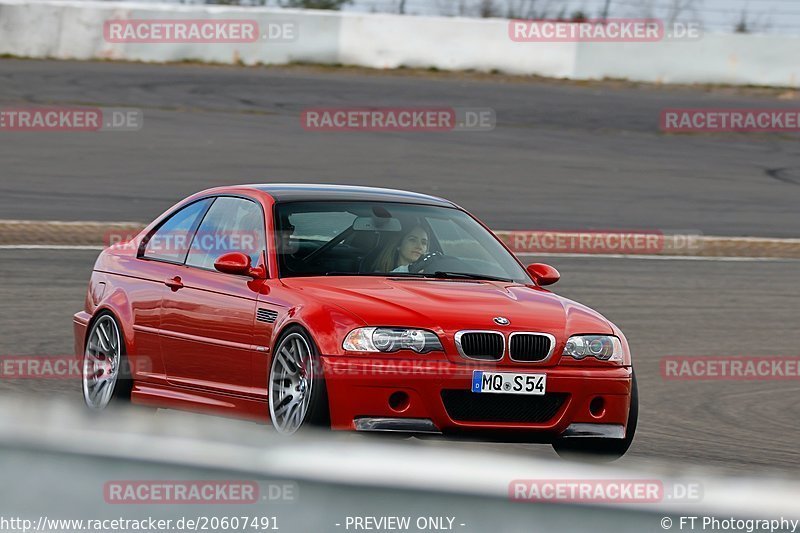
[256,308,278,324]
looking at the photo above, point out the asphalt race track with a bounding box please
[1,59,800,236]
[0,248,798,476]
[1,59,799,476]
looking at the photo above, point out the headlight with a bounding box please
[562,335,623,362]
[343,327,443,354]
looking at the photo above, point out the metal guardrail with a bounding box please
[0,398,798,532]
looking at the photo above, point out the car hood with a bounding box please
[281,277,612,337]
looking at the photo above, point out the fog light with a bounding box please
[589,396,605,417]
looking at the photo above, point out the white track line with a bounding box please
[0,245,104,250]
[516,252,798,262]
[0,219,142,226]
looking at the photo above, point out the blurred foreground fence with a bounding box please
[1,0,799,87]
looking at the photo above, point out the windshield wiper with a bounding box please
[323,271,514,283]
[325,272,388,277]
[427,271,514,283]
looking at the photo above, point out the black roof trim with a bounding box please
[241,184,456,207]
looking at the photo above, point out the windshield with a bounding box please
[274,201,530,284]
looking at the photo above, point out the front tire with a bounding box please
[552,370,639,461]
[81,312,132,410]
[268,327,330,435]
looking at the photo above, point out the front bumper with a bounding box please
[322,356,632,441]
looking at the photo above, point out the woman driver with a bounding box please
[373,225,429,273]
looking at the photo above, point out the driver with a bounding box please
[373,225,429,273]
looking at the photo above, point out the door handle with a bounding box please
[164,276,184,291]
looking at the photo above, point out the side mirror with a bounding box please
[214,252,262,278]
[526,263,560,286]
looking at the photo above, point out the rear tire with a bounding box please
[268,326,330,435]
[81,312,132,410]
[552,370,638,461]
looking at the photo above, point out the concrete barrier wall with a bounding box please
[573,34,800,86]
[1,0,798,88]
[336,12,577,77]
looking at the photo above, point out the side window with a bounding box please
[186,197,266,271]
[142,199,212,263]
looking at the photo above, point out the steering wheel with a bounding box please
[407,252,442,273]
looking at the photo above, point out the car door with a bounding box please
[134,197,215,384]
[159,195,267,397]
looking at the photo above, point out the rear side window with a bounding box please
[142,199,212,263]
[186,197,266,271]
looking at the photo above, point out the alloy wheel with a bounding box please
[269,333,315,434]
[82,315,122,410]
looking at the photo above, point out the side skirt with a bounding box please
[132,382,269,424]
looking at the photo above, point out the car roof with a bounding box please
[240,183,457,208]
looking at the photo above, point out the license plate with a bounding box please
[471,371,546,395]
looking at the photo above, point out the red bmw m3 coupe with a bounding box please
[74,184,637,458]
